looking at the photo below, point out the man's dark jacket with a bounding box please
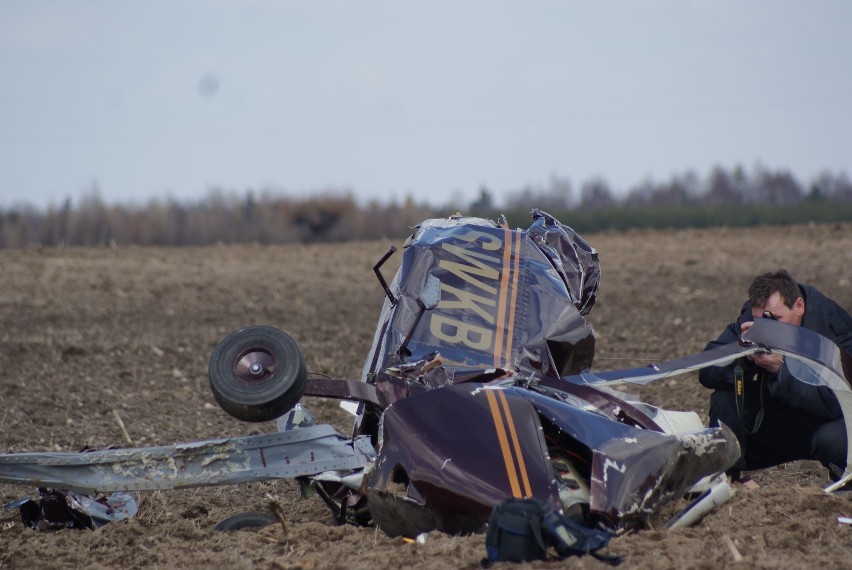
[699,284,852,420]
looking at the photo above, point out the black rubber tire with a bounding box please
[214,511,277,531]
[209,325,307,422]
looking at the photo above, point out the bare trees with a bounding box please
[0,190,435,248]
[1,165,850,248]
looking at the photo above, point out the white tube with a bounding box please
[666,477,735,530]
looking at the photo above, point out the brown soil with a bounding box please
[1,223,851,569]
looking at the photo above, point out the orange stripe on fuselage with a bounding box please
[503,230,522,368]
[484,388,522,498]
[497,389,532,497]
[492,230,513,368]
[493,230,522,369]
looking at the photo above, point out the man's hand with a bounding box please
[748,351,784,374]
[740,321,783,373]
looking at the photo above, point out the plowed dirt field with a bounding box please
[1,222,850,569]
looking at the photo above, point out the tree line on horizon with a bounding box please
[1,164,850,249]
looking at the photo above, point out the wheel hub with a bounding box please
[234,348,276,384]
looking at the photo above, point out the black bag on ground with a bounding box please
[484,497,619,565]
[484,498,549,563]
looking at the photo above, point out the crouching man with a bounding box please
[699,269,852,482]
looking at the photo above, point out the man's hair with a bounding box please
[748,269,801,309]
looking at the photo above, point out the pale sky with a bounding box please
[2,1,851,210]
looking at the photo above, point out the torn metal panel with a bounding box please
[0,425,375,495]
[525,386,738,527]
[526,208,600,315]
[366,384,560,537]
[589,425,739,525]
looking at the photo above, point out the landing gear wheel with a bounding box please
[209,325,307,422]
